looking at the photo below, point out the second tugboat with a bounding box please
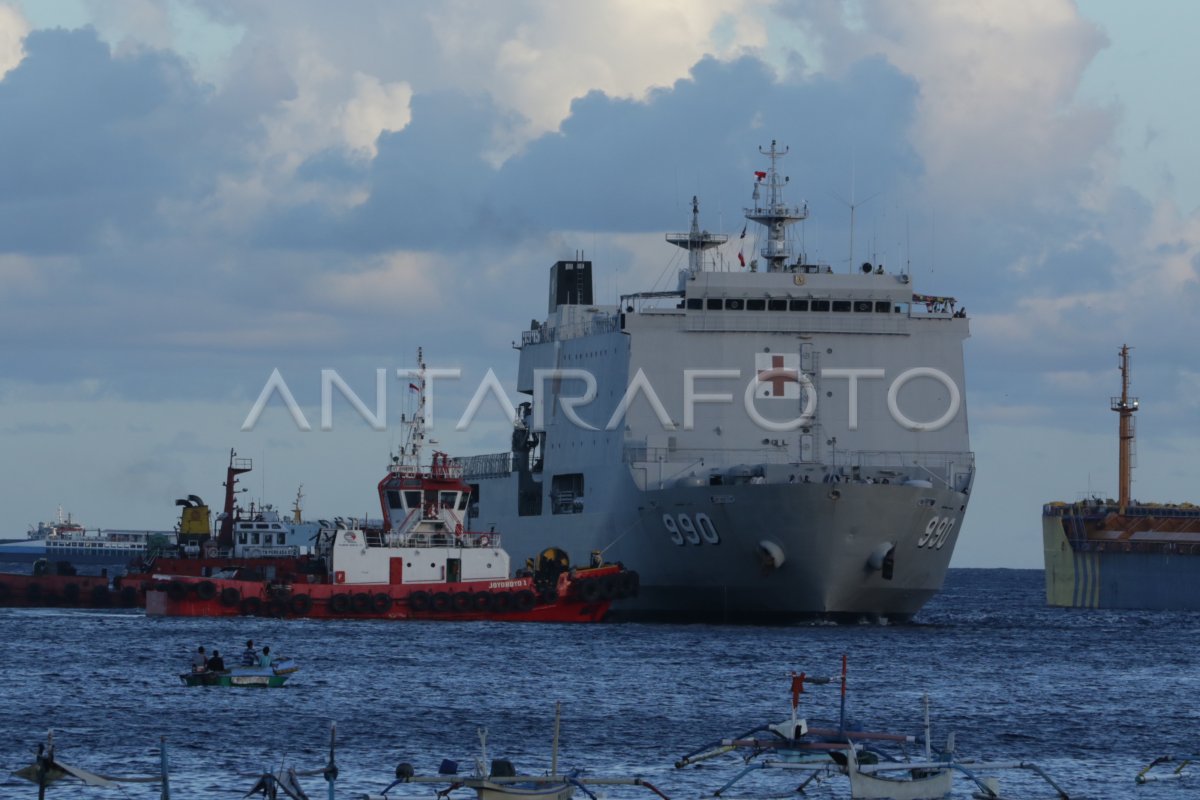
[145,350,637,622]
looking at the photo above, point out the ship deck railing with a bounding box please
[626,445,974,472]
[458,452,514,479]
[232,545,302,559]
[385,531,500,549]
[1044,502,1200,518]
[521,315,620,345]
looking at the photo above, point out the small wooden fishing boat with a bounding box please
[365,703,668,800]
[180,658,298,688]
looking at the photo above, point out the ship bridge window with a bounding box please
[706,298,722,310]
[686,298,702,310]
[238,532,247,545]
[255,523,270,530]
[875,301,892,313]
[386,490,403,509]
[768,299,787,311]
[853,300,873,312]
[790,299,808,311]
[746,299,766,311]
[811,300,830,312]
[725,299,744,311]
[439,491,458,509]
[832,300,852,312]
[403,490,421,509]
[457,494,469,511]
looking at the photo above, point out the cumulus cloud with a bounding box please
[5,1,1200,567]
[0,3,28,78]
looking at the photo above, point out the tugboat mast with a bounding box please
[397,348,428,471]
[1111,344,1138,513]
[744,140,808,273]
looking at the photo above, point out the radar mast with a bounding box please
[667,195,728,284]
[744,140,808,272]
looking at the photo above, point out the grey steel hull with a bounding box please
[475,475,967,622]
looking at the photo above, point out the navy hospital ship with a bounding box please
[459,141,975,621]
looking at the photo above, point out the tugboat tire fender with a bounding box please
[408,591,430,612]
[196,580,217,601]
[90,584,111,606]
[166,581,188,602]
[451,591,472,612]
[472,591,494,612]
[120,585,139,607]
[371,593,392,613]
[492,591,512,612]
[329,593,351,614]
[240,596,263,616]
[513,590,536,612]
[538,587,558,606]
[430,591,451,612]
[576,579,600,603]
[598,574,619,600]
[290,593,313,615]
[351,592,373,614]
[219,587,241,607]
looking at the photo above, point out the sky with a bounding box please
[1,0,1199,569]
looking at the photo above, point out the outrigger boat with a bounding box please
[143,350,637,623]
[180,657,299,688]
[674,657,1070,800]
[1136,754,1197,784]
[366,703,669,800]
[11,730,170,799]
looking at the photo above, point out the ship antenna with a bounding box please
[402,347,427,470]
[832,165,879,274]
[744,140,808,273]
[666,196,728,283]
[1111,345,1138,513]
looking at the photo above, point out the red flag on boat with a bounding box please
[791,672,806,709]
[738,250,745,267]
[755,171,767,180]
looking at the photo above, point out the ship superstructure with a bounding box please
[1044,345,1200,610]
[460,142,975,621]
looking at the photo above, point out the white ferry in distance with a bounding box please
[0,505,176,568]
[458,141,974,622]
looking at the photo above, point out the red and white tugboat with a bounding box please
[145,350,638,622]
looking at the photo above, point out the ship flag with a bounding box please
[737,250,745,267]
[739,223,747,239]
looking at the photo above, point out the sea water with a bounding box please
[0,568,1195,798]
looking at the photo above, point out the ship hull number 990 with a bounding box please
[917,516,956,549]
[662,513,720,546]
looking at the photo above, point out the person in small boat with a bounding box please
[258,646,273,668]
[191,646,208,673]
[206,649,226,672]
[240,639,258,666]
